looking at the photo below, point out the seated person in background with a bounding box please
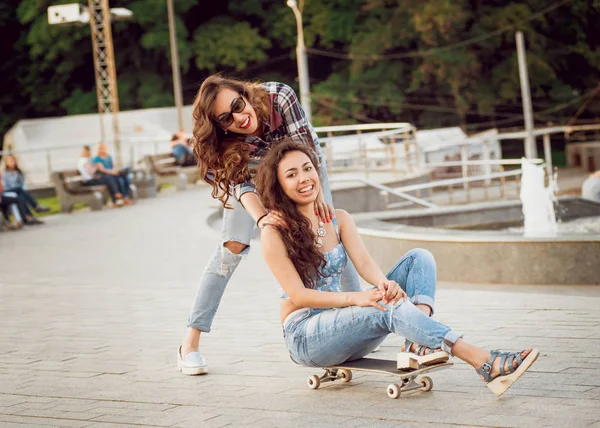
[92,142,134,205]
[77,146,125,207]
[0,191,23,230]
[0,171,42,226]
[170,131,196,167]
[582,170,600,202]
[2,154,50,213]
[255,140,539,397]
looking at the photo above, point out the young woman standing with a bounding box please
[178,75,362,375]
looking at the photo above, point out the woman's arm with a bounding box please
[94,161,117,175]
[240,192,267,223]
[84,162,97,175]
[261,226,386,310]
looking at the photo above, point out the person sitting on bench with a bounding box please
[255,139,539,397]
[78,146,125,207]
[170,131,196,167]
[92,143,134,205]
[0,171,43,226]
[2,154,50,213]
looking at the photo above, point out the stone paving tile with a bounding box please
[0,413,91,427]
[1,187,600,427]
[83,423,158,428]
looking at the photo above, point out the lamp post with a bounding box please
[286,0,312,121]
[47,2,132,168]
[167,0,184,131]
[516,31,537,159]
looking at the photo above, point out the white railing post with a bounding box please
[46,150,53,182]
[543,133,553,181]
[460,144,469,192]
[483,140,492,186]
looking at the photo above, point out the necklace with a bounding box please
[315,220,327,248]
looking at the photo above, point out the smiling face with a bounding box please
[277,150,320,205]
[212,87,259,135]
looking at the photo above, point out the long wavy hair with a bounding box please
[192,74,270,207]
[255,139,329,289]
[5,154,24,177]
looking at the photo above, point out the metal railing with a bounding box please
[328,176,438,209]
[3,120,598,189]
[0,123,420,188]
[331,158,550,210]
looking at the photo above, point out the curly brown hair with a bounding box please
[192,74,270,208]
[255,139,330,289]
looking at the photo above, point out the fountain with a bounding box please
[520,159,557,238]
[341,165,600,285]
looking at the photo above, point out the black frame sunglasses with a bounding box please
[215,93,246,128]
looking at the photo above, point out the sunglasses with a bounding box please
[215,94,246,128]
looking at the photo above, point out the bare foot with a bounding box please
[480,348,533,382]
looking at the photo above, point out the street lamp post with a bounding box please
[286,0,312,122]
[516,31,537,159]
[167,0,184,132]
[47,2,132,168]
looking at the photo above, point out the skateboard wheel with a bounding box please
[387,383,401,399]
[420,376,433,392]
[339,369,352,383]
[307,375,320,390]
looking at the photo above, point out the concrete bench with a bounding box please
[143,154,199,191]
[51,170,137,213]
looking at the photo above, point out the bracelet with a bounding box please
[256,213,268,228]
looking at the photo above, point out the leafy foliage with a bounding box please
[2,0,600,144]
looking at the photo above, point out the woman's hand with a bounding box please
[351,289,387,311]
[258,211,286,229]
[376,279,407,305]
[314,189,333,224]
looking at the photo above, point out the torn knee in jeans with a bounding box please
[223,241,248,255]
[217,241,249,277]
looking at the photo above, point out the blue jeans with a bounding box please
[99,168,131,198]
[84,175,121,202]
[173,144,195,166]
[1,189,32,218]
[187,160,363,332]
[283,249,463,367]
[5,187,39,210]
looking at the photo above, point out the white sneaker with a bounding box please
[177,346,208,375]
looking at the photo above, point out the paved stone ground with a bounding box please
[1,187,599,428]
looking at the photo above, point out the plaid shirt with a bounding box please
[232,82,323,201]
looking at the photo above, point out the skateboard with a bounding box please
[306,357,453,399]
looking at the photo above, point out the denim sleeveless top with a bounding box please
[279,217,347,299]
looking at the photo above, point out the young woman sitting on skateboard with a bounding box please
[255,140,539,397]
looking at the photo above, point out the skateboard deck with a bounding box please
[305,357,453,399]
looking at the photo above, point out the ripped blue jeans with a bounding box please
[187,165,363,332]
[283,249,463,367]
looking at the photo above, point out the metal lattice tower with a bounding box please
[88,0,122,167]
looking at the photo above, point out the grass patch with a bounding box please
[35,195,87,217]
